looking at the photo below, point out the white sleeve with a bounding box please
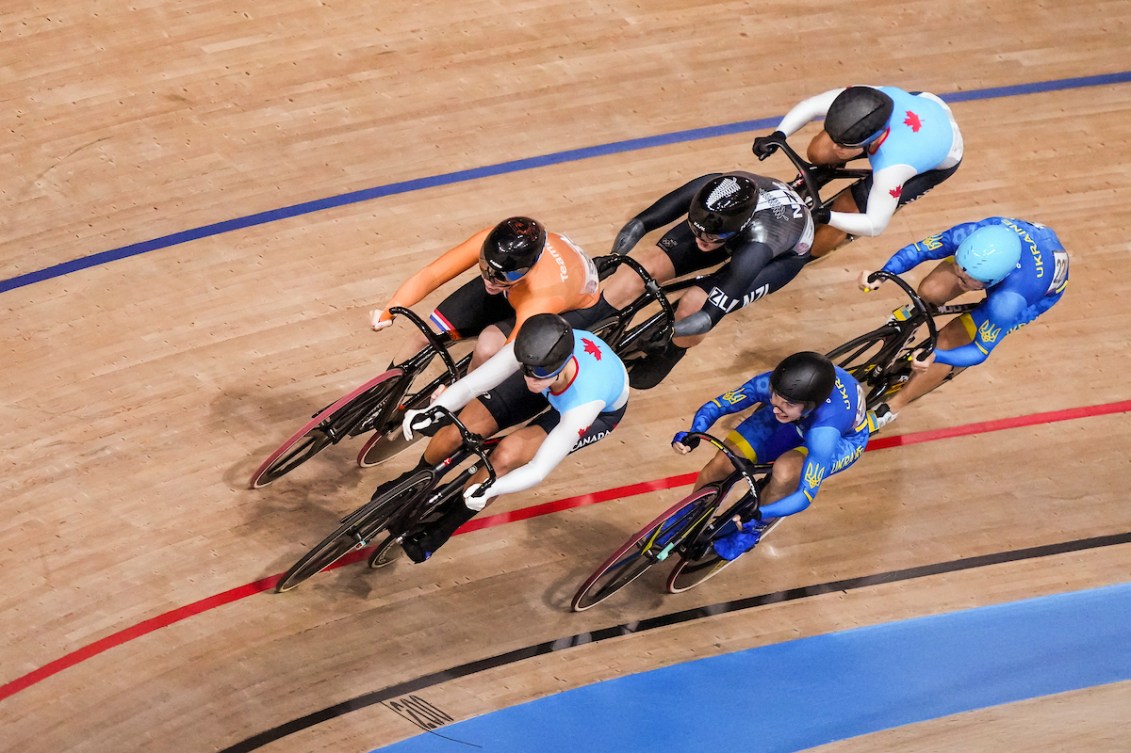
[828,163,917,237]
[485,401,604,498]
[776,89,844,136]
[433,342,521,413]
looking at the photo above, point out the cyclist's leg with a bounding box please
[885,314,973,414]
[418,397,501,466]
[692,407,784,491]
[389,278,512,365]
[623,225,730,388]
[730,409,804,504]
[407,392,568,561]
[602,223,728,309]
[601,243,677,309]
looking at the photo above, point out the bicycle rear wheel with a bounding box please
[570,488,720,611]
[666,518,781,593]
[249,369,407,488]
[367,533,403,569]
[274,471,433,592]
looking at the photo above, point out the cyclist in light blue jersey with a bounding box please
[861,217,1069,430]
[672,352,869,559]
[395,313,629,562]
[754,85,963,258]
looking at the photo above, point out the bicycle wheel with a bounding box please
[570,488,721,611]
[274,471,433,592]
[367,533,403,568]
[666,518,781,593]
[249,369,407,488]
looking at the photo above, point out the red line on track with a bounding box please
[3,399,1128,703]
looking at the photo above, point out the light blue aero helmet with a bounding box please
[955,225,1022,286]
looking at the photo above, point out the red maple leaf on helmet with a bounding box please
[889,185,903,199]
[903,110,922,132]
[582,337,602,360]
[578,426,589,438]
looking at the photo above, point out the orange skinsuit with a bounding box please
[378,228,600,339]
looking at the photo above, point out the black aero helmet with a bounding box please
[479,217,547,286]
[825,86,894,147]
[770,351,836,405]
[514,313,575,379]
[687,175,761,243]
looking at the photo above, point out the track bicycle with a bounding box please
[274,407,497,592]
[571,433,778,611]
[248,307,470,488]
[825,271,977,411]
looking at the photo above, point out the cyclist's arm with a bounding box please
[633,174,721,233]
[378,230,487,320]
[775,89,842,136]
[879,220,982,275]
[688,373,771,433]
[673,240,776,337]
[758,424,841,518]
[934,290,1028,367]
[432,342,520,412]
[828,163,916,237]
[485,401,605,497]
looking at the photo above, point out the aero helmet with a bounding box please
[514,313,575,379]
[825,86,895,147]
[955,225,1022,286]
[479,217,547,286]
[687,175,761,243]
[770,351,836,406]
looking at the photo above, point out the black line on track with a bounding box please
[218,531,1131,752]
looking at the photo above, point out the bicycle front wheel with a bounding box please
[274,471,434,592]
[666,517,782,593]
[249,369,407,488]
[570,488,721,611]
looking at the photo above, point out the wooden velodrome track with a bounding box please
[3,2,1130,751]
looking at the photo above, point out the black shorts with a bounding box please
[433,278,610,340]
[850,159,962,211]
[431,278,514,340]
[531,401,627,454]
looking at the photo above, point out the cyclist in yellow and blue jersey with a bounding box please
[861,217,1069,430]
[672,352,869,559]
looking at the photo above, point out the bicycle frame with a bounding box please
[343,306,469,439]
[673,432,772,558]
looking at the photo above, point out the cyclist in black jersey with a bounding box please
[598,171,815,388]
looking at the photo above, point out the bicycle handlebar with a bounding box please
[592,254,678,327]
[753,133,871,211]
[686,431,761,508]
[415,405,498,494]
[388,305,460,377]
[864,271,940,360]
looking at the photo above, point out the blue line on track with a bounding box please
[4,70,1130,295]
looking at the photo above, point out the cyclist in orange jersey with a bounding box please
[371,217,601,369]
[368,217,614,478]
